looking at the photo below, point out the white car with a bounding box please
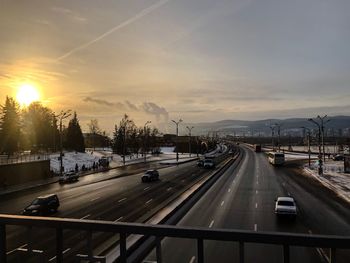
[275,197,297,217]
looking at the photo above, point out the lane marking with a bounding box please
[189,256,196,263]
[282,182,286,186]
[221,201,225,206]
[146,199,153,204]
[256,190,258,195]
[95,186,105,191]
[288,192,291,196]
[181,179,185,183]
[256,180,259,185]
[80,214,90,220]
[49,248,71,262]
[228,188,231,193]
[118,198,127,203]
[143,187,150,191]
[90,197,100,202]
[255,203,258,209]
[308,230,330,262]
[167,187,172,191]
[209,220,215,228]
[254,224,257,231]
[114,216,124,222]
[6,244,27,255]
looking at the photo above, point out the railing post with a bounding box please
[87,231,93,259]
[197,239,204,263]
[283,245,290,263]
[120,232,127,263]
[0,224,6,263]
[239,241,244,263]
[27,226,33,257]
[56,227,63,263]
[330,248,336,263]
[156,237,162,263]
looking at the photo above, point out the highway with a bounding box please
[1,151,232,262]
[145,145,350,263]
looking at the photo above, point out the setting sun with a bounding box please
[16,84,40,106]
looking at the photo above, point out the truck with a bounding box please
[254,144,262,153]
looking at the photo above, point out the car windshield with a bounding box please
[31,198,45,205]
[278,201,294,206]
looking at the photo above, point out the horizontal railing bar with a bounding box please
[1,214,350,249]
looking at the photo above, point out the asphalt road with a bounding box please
[2,152,232,262]
[145,145,350,263]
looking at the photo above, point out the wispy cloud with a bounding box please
[56,0,171,61]
[51,6,87,23]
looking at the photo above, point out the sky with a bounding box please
[0,0,349,133]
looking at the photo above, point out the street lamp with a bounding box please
[301,127,311,167]
[269,125,276,151]
[56,110,72,176]
[186,126,194,157]
[317,115,330,162]
[274,123,282,152]
[144,121,151,163]
[308,118,322,175]
[172,119,182,163]
[122,119,132,166]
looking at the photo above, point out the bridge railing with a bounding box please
[0,214,349,263]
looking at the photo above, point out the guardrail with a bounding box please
[0,154,49,165]
[0,214,349,263]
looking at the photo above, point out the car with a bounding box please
[22,194,60,216]
[332,154,344,161]
[275,197,297,218]
[197,159,204,167]
[142,170,159,182]
[203,159,215,169]
[59,172,79,184]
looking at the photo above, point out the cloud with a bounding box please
[142,102,169,122]
[51,6,87,23]
[82,97,169,122]
[56,0,171,61]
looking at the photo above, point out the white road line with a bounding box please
[254,224,257,231]
[167,187,172,191]
[114,217,124,222]
[282,182,286,186]
[95,186,105,191]
[181,179,185,183]
[80,214,90,220]
[288,192,291,196]
[90,197,100,202]
[256,190,258,194]
[189,256,196,263]
[143,187,150,191]
[309,230,330,262]
[228,188,231,193]
[49,248,71,262]
[221,201,225,206]
[209,220,215,228]
[146,199,153,204]
[6,244,27,255]
[256,180,259,185]
[255,203,258,209]
[118,198,127,203]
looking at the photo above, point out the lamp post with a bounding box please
[143,121,151,163]
[186,126,194,157]
[269,125,276,151]
[57,110,72,176]
[172,119,182,163]
[301,127,311,167]
[274,123,282,152]
[122,119,132,166]
[317,115,330,162]
[308,118,322,175]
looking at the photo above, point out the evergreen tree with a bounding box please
[66,112,85,152]
[0,96,21,155]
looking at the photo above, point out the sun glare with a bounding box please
[16,84,40,106]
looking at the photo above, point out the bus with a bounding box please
[268,152,285,165]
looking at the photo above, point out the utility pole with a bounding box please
[143,121,151,163]
[172,119,182,163]
[269,125,276,151]
[57,110,71,176]
[122,119,132,166]
[274,123,282,152]
[308,118,323,175]
[186,126,194,157]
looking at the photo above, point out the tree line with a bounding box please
[0,97,161,157]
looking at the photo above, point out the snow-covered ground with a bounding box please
[283,153,350,203]
[50,152,101,174]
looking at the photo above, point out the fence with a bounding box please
[0,154,49,165]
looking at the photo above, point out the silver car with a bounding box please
[275,197,297,218]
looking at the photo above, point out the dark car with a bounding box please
[332,154,344,161]
[197,159,204,167]
[142,170,159,182]
[59,172,79,184]
[22,194,60,216]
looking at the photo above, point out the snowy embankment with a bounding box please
[50,152,100,174]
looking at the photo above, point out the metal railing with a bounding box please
[1,214,349,263]
[0,154,49,165]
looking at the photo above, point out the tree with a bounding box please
[22,102,59,152]
[112,114,134,155]
[66,112,85,152]
[0,97,21,155]
[87,119,101,150]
